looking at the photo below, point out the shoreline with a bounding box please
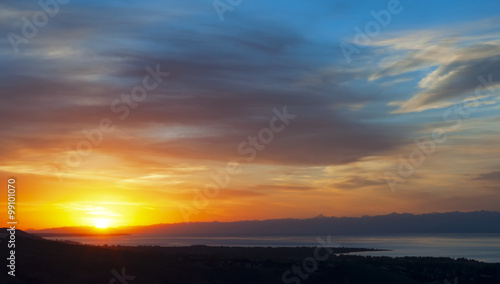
[2,234,499,283]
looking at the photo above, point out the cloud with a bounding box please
[334,176,387,190]
[245,184,316,192]
[393,52,500,113]
[357,22,500,113]
[471,171,500,183]
[0,0,415,173]
[55,203,122,217]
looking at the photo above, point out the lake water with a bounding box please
[45,233,500,263]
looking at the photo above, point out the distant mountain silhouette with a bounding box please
[27,211,500,237]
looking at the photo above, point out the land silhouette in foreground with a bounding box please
[1,230,499,284]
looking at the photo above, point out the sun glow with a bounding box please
[94,218,110,229]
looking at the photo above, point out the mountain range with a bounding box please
[27,211,500,237]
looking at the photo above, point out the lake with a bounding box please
[45,233,500,263]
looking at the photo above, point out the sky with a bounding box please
[1,0,500,230]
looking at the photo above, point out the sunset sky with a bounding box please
[1,0,500,230]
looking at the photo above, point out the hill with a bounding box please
[1,229,499,284]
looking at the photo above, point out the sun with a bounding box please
[94,218,110,229]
